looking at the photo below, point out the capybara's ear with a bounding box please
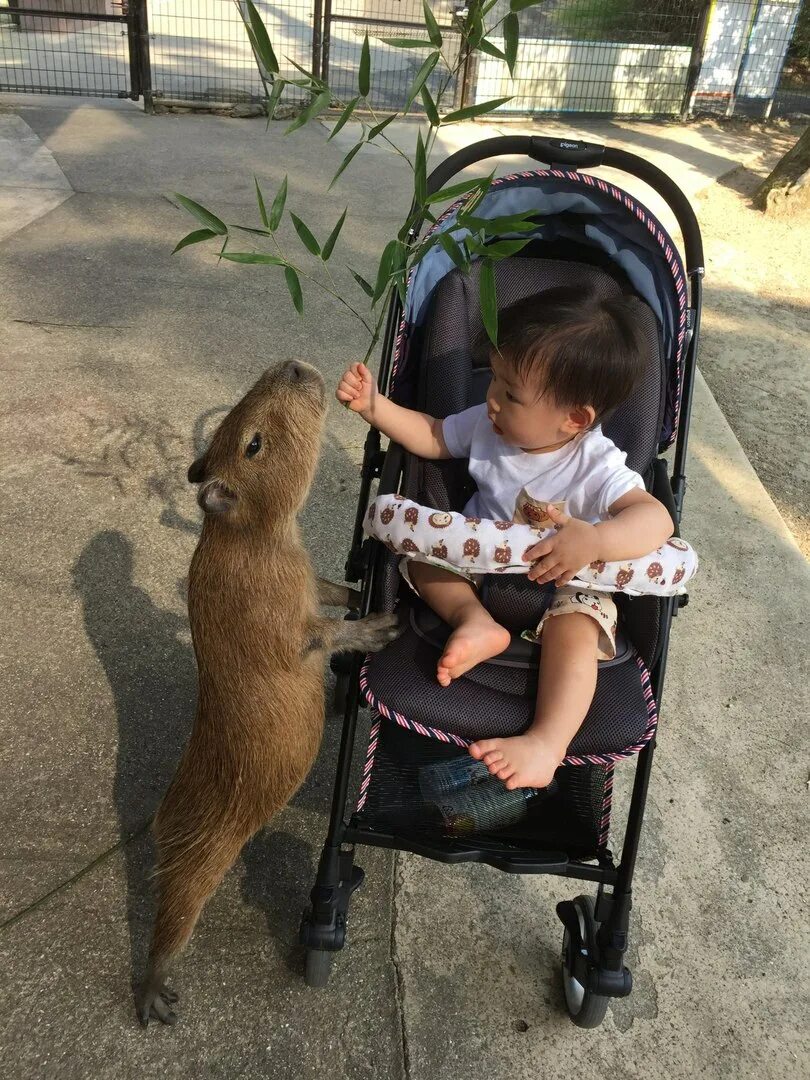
[188,456,207,484]
[198,483,237,516]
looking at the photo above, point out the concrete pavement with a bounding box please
[0,97,808,1078]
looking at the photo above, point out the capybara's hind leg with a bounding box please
[138,810,247,1027]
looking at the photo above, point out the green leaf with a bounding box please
[172,193,227,236]
[265,76,286,121]
[328,96,359,140]
[359,33,371,97]
[172,228,217,254]
[221,252,287,265]
[477,38,506,61]
[466,2,484,50]
[289,212,321,256]
[285,266,303,314]
[440,97,512,124]
[410,231,441,267]
[422,0,443,47]
[503,13,519,77]
[458,212,537,234]
[482,0,500,12]
[414,128,427,208]
[285,88,332,135]
[329,140,364,189]
[254,177,269,228]
[479,237,531,258]
[437,231,470,273]
[384,37,432,48]
[284,54,327,89]
[420,84,440,126]
[230,224,271,236]
[321,207,347,261]
[479,258,498,347]
[268,175,287,231]
[405,51,440,110]
[373,239,404,305]
[243,0,279,74]
[393,269,408,306]
[367,113,397,140]
[349,268,374,298]
[424,175,491,205]
[510,0,545,10]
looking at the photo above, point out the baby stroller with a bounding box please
[299,135,702,1027]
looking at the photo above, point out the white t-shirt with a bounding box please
[442,403,644,523]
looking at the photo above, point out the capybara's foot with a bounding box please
[338,611,402,653]
[138,978,179,1028]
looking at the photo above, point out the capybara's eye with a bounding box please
[245,433,262,458]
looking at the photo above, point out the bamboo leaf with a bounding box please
[424,175,491,205]
[329,140,364,189]
[479,258,498,347]
[289,212,321,256]
[372,239,404,305]
[503,13,519,77]
[265,76,286,122]
[410,232,441,267]
[285,87,332,135]
[172,228,217,254]
[221,252,287,265]
[359,32,371,96]
[285,266,303,314]
[437,231,470,273]
[328,96,359,140]
[350,268,374,298]
[420,84,440,126]
[230,224,271,235]
[466,2,483,49]
[254,176,268,228]
[384,37,433,48]
[321,207,347,261]
[479,237,531,258]
[172,193,227,235]
[414,128,427,208]
[284,54,327,89]
[477,38,506,61]
[422,0,442,47]
[510,0,545,10]
[243,0,279,74]
[440,97,512,124]
[458,212,537,234]
[268,175,287,231]
[405,51,440,110]
[367,113,397,140]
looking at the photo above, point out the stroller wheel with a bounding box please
[560,895,609,1029]
[305,948,333,988]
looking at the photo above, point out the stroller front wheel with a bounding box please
[305,948,333,988]
[560,895,609,1029]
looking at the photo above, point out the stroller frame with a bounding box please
[300,135,704,1024]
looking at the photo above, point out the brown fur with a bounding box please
[138,361,398,1026]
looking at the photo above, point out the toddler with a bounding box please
[337,286,673,790]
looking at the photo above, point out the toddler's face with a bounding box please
[486,351,586,452]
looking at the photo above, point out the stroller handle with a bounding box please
[425,135,704,274]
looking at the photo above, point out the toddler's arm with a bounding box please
[336,362,450,460]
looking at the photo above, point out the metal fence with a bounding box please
[1,0,807,120]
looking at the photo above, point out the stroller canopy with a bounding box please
[395,169,689,451]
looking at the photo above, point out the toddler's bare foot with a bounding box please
[469,732,564,790]
[437,616,510,687]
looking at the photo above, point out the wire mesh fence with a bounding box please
[0,0,807,120]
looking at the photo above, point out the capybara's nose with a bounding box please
[283,360,304,382]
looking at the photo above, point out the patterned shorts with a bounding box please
[524,586,617,661]
[400,561,617,661]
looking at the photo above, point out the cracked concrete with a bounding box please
[0,96,807,1078]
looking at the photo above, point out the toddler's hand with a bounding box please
[523,503,600,586]
[336,362,377,418]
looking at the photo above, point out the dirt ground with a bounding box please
[691,121,810,556]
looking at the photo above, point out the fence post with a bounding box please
[312,0,323,81]
[681,0,712,119]
[321,0,333,85]
[132,0,153,112]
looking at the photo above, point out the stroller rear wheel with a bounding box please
[305,948,333,988]
[560,895,610,1029]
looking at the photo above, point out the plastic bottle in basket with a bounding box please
[437,777,541,835]
[417,755,491,802]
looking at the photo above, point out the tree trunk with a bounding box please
[753,126,810,216]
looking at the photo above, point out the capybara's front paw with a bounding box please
[351,612,402,652]
[138,980,179,1028]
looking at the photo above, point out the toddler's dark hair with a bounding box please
[480,286,649,422]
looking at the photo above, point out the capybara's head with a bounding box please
[188,360,326,527]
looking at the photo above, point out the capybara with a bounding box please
[138,360,399,1026]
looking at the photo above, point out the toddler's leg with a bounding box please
[407,561,510,686]
[470,612,599,789]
